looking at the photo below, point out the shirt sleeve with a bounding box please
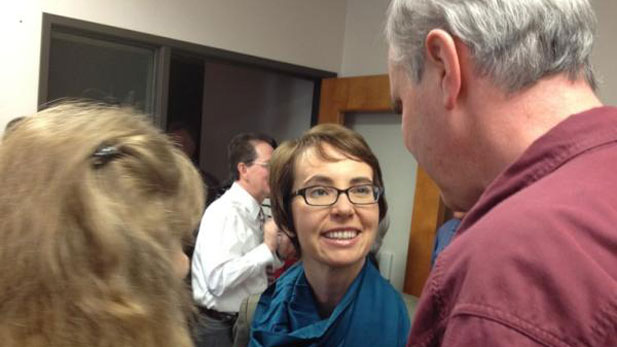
[193,205,276,298]
[441,315,548,347]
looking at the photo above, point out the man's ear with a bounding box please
[425,29,462,110]
[237,162,248,180]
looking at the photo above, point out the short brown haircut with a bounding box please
[268,123,388,254]
[0,103,204,347]
[228,133,277,181]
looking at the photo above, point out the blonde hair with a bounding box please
[0,104,204,347]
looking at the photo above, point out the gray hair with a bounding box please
[386,0,597,92]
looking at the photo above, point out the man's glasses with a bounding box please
[291,184,382,206]
[251,161,270,168]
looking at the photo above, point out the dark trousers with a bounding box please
[193,310,237,347]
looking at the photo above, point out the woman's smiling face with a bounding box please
[291,144,379,271]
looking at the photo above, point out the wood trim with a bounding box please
[318,74,444,296]
[403,167,443,295]
[318,75,392,124]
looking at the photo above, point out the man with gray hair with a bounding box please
[386,0,617,345]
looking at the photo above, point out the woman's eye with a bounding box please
[308,187,330,197]
[352,185,372,195]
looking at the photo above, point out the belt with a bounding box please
[198,306,238,322]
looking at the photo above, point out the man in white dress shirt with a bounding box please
[192,133,283,347]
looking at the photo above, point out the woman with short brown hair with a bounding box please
[250,124,409,346]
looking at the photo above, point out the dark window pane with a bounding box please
[48,31,155,114]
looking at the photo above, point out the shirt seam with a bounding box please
[590,291,617,345]
[457,121,617,235]
[451,303,577,347]
[525,133,617,187]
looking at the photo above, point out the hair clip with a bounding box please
[92,144,121,167]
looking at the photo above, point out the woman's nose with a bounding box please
[331,192,354,217]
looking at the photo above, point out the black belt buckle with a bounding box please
[199,306,238,323]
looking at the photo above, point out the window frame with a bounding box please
[38,13,336,129]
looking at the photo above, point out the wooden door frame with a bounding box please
[318,74,445,296]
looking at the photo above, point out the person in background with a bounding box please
[250,124,410,346]
[270,226,298,279]
[430,211,464,268]
[167,122,219,276]
[386,0,617,345]
[191,133,289,347]
[0,103,204,347]
[168,122,220,208]
[168,122,197,162]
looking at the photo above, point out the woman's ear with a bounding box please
[425,29,462,110]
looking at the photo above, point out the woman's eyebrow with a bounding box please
[350,177,373,185]
[302,175,333,186]
[301,176,373,186]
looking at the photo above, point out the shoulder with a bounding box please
[429,198,617,346]
[253,264,303,320]
[365,262,402,296]
[437,200,577,292]
[203,190,251,220]
[269,263,303,295]
[351,263,411,345]
[362,262,409,317]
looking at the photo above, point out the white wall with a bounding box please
[339,0,617,106]
[591,0,617,106]
[0,0,348,130]
[0,2,43,130]
[339,0,390,77]
[346,112,417,292]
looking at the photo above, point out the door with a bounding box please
[318,75,445,296]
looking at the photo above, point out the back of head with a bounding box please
[168,121,197,159]
[3,116,25,136]
[386,0,597,92]
[0,103,204,347]
[227,132,277,182]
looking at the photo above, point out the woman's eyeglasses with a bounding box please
[291,184,382,206]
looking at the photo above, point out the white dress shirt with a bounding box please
[192,182,281,313]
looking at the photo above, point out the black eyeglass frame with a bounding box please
[290,184,383,207]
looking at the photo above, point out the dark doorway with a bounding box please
[167,53,204,166]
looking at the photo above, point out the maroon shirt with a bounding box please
[408,107,617,346]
